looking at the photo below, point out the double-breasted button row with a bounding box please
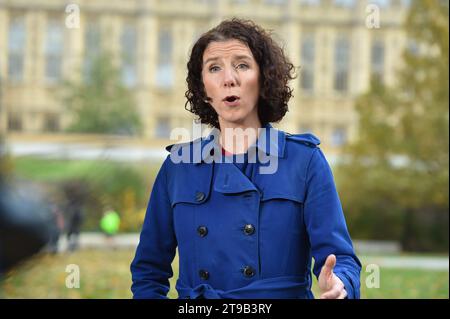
[198,225,254,237]
[199,267,255,280]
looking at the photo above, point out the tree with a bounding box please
[63,52,142,135]
[336,0,449,251]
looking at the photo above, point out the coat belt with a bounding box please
[176,275,313,299]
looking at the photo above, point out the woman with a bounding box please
[131,18,361,299]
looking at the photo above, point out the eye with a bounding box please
[236,63,249,70]
[209,66,220,72]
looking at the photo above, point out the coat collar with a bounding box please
[196,123,286,165]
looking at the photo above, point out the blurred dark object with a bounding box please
[47,199,65,254]
[62,180,86,252]
[0,179,52,274]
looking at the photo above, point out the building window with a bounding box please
[83,22,101,82]
[7,16,26,82]
[263,0,287,4]
[368,0,390,7]
[299,0,320,5]
[121,23,137,87]
[45,17,64,82]
[44,113,60,132]
[300,34,315,92]
[371,39,385,83]
[402,0,412,7]
[334,37,350,93]
[155,117,171,138]
[407,39,420,56]
[7,113,22,131]
[334,0,356,7]
[331,127,347,146]
[156,27,173,89]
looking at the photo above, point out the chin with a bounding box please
[219,115,246,126]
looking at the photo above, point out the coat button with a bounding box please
[197,226,208,237]
[195,191,205,202]
[243,224,255,235]
[199,269,209,280]
[242,266,255,277]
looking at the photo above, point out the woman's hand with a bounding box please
[318,254,348,299]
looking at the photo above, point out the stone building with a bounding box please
[0,0,410,152]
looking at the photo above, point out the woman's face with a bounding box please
[202,39,261,129]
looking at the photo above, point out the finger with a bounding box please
[337,289,348,299]
[320,287,342,299]
[325,254,336,270]
[320,291,340,299]
[320,254,336,278]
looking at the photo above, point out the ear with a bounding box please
[204,96,212,104]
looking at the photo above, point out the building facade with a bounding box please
[0,0,409,152]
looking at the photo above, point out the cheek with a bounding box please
[201,74,210,93]
[248,79,260,101]
[247,72,260,95]
[202,75,216,94]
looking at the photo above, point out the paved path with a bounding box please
[361,256,449,271]
[7,141,168,162]
[5,138,340,165]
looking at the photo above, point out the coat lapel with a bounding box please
[213,162,258,194]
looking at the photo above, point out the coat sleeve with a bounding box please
[303,148,362,299]
[130,157,177,299]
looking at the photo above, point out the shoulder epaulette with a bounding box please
[285,133,321,148]
[165,137,203,152]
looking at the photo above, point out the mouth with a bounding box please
[223,96,241,106]
[223,95,240,103]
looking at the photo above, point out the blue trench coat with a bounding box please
[130,125,361,299]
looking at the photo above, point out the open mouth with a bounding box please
[224,95,240,102]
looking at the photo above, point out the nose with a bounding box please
[222,66,238,88]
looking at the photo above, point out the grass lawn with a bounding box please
[1,249,448,299]
[11,157,161,183]
[4,157,449,299]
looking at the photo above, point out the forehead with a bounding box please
[202,39,254,62]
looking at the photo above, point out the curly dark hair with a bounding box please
[185,18,297,129]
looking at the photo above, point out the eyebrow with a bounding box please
[203,54,253,66]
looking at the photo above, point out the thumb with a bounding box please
[321,254,336,278]
[319,254,337,292]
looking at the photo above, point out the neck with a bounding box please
[218,118,262,155]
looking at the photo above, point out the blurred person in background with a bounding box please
[47,191,65,254]
[131,19,361,299]
[63,180,86,252]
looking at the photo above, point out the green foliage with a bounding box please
[11,157,160,232]
[85,163,149,231]
[62,52,142,136]
[336,0,449,251]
